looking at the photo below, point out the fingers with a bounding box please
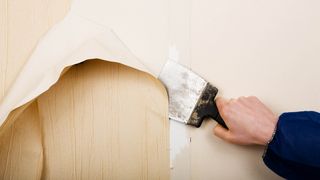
[216,97,228,112]
[213,124,231,141]
[214,96,277,145]
[215,97,230,126]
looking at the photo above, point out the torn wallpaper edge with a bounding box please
[0,11,166,132]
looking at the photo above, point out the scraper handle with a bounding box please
[215,113,228,129]
[195,84,228,129]
[211,101,228,129]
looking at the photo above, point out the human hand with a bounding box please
[213,96,278,146]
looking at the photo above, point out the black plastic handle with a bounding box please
[207,100,228,129]
[215,114,228,129]
[189,83,228,129]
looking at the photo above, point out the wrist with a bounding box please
[256,116,278,146]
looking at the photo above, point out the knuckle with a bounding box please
[239,96,246,99]
[239,96,249,101]
[248,96,258,100]
[229,99,237,106]
[229,98,241,107]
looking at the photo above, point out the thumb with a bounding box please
[213,124,231,141]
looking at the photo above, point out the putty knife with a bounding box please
[159,61,227,129]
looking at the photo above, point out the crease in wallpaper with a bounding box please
[0,0,195,135]
[0,12,166,132]
[0,0,170,179]
[0,0,190,178]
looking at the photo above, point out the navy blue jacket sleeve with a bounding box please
[263,111,320,179]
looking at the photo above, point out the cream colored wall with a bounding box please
[171,0,320,179]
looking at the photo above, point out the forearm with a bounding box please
[263,111,320,179]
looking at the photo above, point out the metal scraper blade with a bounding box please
[158,61,208,124]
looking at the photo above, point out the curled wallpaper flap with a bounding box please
[0,12,167,129]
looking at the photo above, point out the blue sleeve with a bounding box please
[263,111,320,179]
